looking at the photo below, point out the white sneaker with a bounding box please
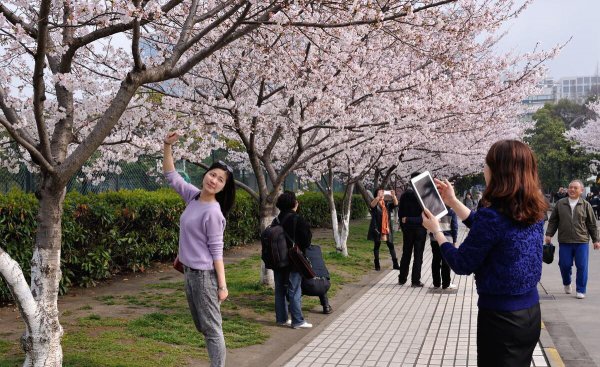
[576,292,585,299]
[292,321,312,329]
[564,285,572,294]
[443,283,457,290]
[277,319,291,327]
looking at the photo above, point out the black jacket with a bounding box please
[367,201,397,243]
[397,189,425,231]
[274,210,312,251]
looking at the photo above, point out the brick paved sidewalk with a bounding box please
[282,225,550,367]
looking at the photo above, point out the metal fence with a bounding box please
[0,157,302,195]
[0,157,165,194]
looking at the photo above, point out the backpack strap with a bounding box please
[276,213,298,247]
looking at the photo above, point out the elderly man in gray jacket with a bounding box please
[545,180,600,299]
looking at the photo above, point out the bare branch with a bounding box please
[70,0,183,51]
[32,0,53,163]
[0,4,38,38]
[59,78,141,181]
[179,1,247,54]
[0,115,54,173]
[167,4,282,79]
[132,0,144,71]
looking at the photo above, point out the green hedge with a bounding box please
[0,189,364,302]
[0,189,258,302]
[297,192,368,228]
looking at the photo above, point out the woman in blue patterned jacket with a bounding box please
[422,140,548,367]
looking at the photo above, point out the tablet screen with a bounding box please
[410,172,448,219]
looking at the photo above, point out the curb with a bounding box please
[540,321,566,367]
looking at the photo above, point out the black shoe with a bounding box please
[322,305,333,314]
[374,259,380,271]
[392,260,400,270]
[411,282,425,287]
[398,276,407,285]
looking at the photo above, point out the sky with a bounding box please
[495,0,600,79]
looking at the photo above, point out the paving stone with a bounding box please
[283,225,550,366]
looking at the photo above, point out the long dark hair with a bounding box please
[204,161,236,217]
[483,140,547,224]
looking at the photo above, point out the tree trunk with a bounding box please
[259,201,277,287]
[326,192,342,252]
[356,181,373,208]
[323,182,353,257]
[25,186,65,366]
[337,183,354,257]
[0,184,67,367]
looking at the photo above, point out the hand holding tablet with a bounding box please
[410,171,448,219]
[432,178,458,206]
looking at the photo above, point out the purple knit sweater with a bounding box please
[440,207,543,312]
[165,170,226,270]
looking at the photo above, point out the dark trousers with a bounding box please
[430,240,451,288]
[319,294,329,307]
[477,303,541,367]
[399,228,427,284]
[373,240,398,261]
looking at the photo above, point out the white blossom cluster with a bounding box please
[566,101,600,153]
[0,1,556,186]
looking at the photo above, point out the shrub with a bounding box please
[0,189,258,302]
[297,193,368,228]
[0,188,364,302]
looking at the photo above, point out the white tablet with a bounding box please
[410,171,448,219]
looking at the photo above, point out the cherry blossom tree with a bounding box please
[0,0,557,364]
[169,0,556,265]
[567,100,600,152]
[3,0,453,364]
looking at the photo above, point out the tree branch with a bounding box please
[167,4,282,79]
[180,1,247,54]
[0,248,37,326]
[69,0,183,51]
[32,0,54,164]
[132,0,144,71]
[0,4,38,38]
[0,116,54,173]
[242,0,457,28]
[58,77,141,181]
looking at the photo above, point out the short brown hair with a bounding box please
[482,140,548,224]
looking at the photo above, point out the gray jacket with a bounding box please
[546,197,599,244]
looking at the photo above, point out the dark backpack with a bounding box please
[261,215,293,269]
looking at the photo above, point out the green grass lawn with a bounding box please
[0,219,392,366]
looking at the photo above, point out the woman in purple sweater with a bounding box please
[422,140,548,367]
[163,132,236,367]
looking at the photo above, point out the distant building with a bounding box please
[522,73,600,111]
[556,75,600,102]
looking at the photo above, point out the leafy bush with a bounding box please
[0,188,363,302]
[0,189,257,302]
[297,193,368,228]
